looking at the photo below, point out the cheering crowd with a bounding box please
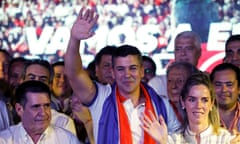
[0,1,240,144]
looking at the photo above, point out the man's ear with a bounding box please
[15,103,24,117]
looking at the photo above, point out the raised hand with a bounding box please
[140,110,168,144]
[230,129,240,144]
[71,7,99,40]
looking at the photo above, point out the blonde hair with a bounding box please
[181,73,221,134]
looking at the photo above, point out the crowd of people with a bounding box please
[0,2,240,144]
[0,0,240,64]
[0,50,94,143]
[0,0,172,61]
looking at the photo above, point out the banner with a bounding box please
[1,0,239,74]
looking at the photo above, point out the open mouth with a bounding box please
[192,111,204,117]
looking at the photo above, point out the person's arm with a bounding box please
[140,110,168,144]
[71,94,95,144]
[72,108,94,144]
[83,119,95,144]
[65,8,99,104]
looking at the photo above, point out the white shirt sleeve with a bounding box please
[148,75,168,98]
[162,98,182,133]
[88,82,112,143]
[51,109,77,135]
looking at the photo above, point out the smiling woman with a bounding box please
[141,73,238,144]
[180,73,219,133]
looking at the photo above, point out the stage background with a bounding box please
[1,0,240,74]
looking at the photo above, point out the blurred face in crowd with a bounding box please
[0,52,10,80]
[24,64,50,86]
[51,65,72,98]
[174,37,200,66]
[113,55,144,96]
[96,55,114,84]
[182,84,213,127]
[224,41,240,68]
[16,92,51,135]
[141,60,155,83]
[8,61,25,89]
[167,67,188,104]
[212,69,240,110]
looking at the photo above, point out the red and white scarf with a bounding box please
[116,84,156,144]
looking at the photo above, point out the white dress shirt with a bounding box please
[51,109,76,135]
[168,125,235,144]
[0,123,80,144]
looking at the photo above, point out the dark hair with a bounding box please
[225,35,240,51]
[142,55,156,75]
[112,45,142,67]
[181,73,220,134]
[167,61,199,77]
[8,57,27,76]
[0,49,12,62]
[87,60,97,80]
[95,46,116,66]
[0,79,12,103]
[22,59,53,82]
[210,63,240,87]
[15,80,51,107]
[51,61,64,68]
